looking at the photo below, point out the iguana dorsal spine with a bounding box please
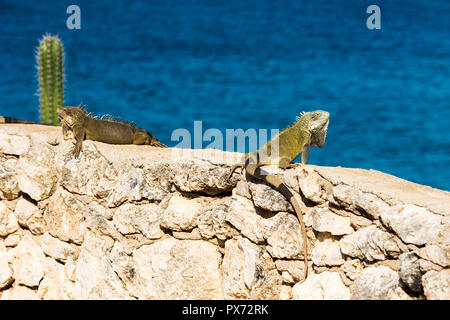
[57,104,167,157]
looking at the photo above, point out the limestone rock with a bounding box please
[37,257,75,299]
[81,202,123,241]
[0,201,19,236]
[340,259,364,285]
[159,194,203,231]
[40,232,78,263]
[0,133,30,156]
[422,269,450,300]
[0,155,20,200]
[295,167,333,204]
[333,184,388,219]
[292,271,350,300]
[172,228,202,240]
[59,142,116,199]
[280,271,294,283]
[381,204,442,246]
[1,125,449,300]
[266,212,305,259]
[279,285,293,300]
[312,237,345,266]
[16,145,57,201]
[44,189,87,244]
[418,245,450,268]
[1,284,37,300]
[113,203,162,239]
[304,206,353,236]
[419,258,443,274]
[4,232,21,247]
[65,257,77,282]
[227,193,309,254]
[14,197,46,235]
[399,252,422,294]
[274,259,308,283]
[140,163,172,200]
[349,214,373,230]
[226,193,268,244]
[109,241,141,298]
[8,234,45,287]
[74,232,131,299]
[350,266,410,300]
[170,159,236,195]
[108,165,170,207]
[234,179,251,199]
[14,197,37,224]
[0,242,13,289]
[222,238,282,299]
[197,201,233,240]
[108,167,145,206]
[247,178,292,212]
[340,225,402,262]
[133,237,222,299]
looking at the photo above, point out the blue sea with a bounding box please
[0,0,449,190]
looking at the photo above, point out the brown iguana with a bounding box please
[229,110,330,282]
[57,104,167,157]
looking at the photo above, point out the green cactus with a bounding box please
[37,34,64,125]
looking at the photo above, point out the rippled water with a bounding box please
[0,0,449,189]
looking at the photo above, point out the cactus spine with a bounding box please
[37,35,64,125]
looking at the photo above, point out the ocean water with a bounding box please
[0,0,449,190]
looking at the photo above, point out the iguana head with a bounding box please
[298,110,330,147]
[57,104,87,128]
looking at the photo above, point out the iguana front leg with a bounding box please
[72,126,85,158]
[277,156,301,169]
[62,124,75,141]
[301,144,310,165]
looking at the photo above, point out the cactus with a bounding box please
[37,34,64,125]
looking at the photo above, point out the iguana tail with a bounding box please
[146,131,168,148]
[228,163,244,179]
[245,163,309,283]
[150,139,168,148]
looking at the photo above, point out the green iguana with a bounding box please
[229,110,330,282]
[57,104,167,157]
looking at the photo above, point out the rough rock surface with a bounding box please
[134,237,223,299]
[223,237,282,299]
[0,124,449,300]
[422,269,450,300]
[350,266,411,300]
[340,225,403,262]
[292,271,350,300]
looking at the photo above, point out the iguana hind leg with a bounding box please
[133,131,151,145]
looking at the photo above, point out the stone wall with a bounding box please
[0,124,449,300]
